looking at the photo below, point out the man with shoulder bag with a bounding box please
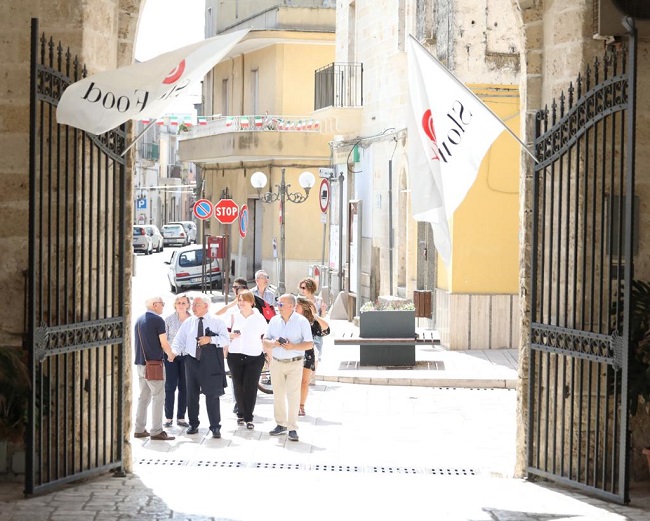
[134,296,176,441]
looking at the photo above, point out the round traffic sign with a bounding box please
[319,179,330,213]
[193,198,213,220]
[214,198,239,224]
[239,204,248,238]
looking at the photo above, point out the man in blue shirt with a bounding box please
[263,293,313,442]
[134,296,176,441]
[172,295,230,438]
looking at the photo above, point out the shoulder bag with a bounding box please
[137,323,164,381]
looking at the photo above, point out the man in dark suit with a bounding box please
[171,294,230,438]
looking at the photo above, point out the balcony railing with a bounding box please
[140,142,159,161]
[180,115,321,139]
[314,62,363,111]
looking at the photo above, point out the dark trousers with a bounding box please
[184,354,222,432]
[164,355,186,420]
[227,352,265,422]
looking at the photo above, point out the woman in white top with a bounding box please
[225,290,268,429]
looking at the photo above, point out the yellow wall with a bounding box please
[439,85,520,294]
[213,42,334,117]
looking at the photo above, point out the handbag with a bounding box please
[145,360,164,381]
[137,323,164,381]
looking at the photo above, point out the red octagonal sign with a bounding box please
[214,198,239,224]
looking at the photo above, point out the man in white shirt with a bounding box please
[171,295,230,438]
[263,293,313,442]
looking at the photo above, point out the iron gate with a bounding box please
[528,37,637,503]
[26,19,126,494]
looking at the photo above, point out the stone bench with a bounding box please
[334,332,438,366]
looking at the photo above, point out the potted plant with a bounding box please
[0,346,30,442]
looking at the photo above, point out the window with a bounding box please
[251,69,259,114]
[222,79,229,116]
[179,249,205,268]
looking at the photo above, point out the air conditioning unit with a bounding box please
[593,0,650,39]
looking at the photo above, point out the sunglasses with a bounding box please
[233,285,246,290]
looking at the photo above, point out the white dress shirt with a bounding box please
[229,309,268,356]
[172,314,230,358]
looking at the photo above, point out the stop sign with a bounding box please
[214,198,239,224]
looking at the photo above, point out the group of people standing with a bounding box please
[133,271,328,443]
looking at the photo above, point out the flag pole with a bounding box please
[409,35,538,164]
[121,119,158,157]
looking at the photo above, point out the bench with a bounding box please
[334,332,439,366]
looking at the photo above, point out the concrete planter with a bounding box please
[359,310,416,338]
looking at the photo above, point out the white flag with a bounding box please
[57,30,249,135]
[407,36,508,264]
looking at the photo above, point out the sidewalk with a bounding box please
[2,298,649,520]
[318,319,518,389]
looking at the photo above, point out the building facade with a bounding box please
[178,1,335,287]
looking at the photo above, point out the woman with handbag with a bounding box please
[163,293,192,429]
[295,296,329,417]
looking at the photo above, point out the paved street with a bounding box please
[1,251,650,520]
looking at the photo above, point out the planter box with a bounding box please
[358,310,416,366]
[359,310,416,338]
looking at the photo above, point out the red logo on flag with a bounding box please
[163,60,186,84]
[422,109,441,162]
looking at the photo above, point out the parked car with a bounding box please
[144,225,163,252]
[161,223,189,247]
[166,244,222,293]
[133,225,152,255]
[169,221,197,243]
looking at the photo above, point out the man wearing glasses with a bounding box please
[134,296,176,441]
[252,270,276,306]
[172,295,230,438]
[263,294,313,442]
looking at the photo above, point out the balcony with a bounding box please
[140,142,159,161]
[178,115,332,164]
[313,62,363,135]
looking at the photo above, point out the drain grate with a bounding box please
[254,462,302,470]
[134,459,480,477]
[371,466,419,474]
[195,460,247,468]
[135,458,188,466]
[312,464,362,472]
[429,467,477,476]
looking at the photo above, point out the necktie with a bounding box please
[196,317,204,361]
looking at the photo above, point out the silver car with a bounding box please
[166,244,222,293]
[144,225,164,252]
[161,223,189,247]
[169,221,197,244]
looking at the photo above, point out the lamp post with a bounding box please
[251,167,315,295]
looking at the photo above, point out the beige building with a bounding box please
[178,2,335,290]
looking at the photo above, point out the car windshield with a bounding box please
[178,249,205,268]
[163,225,183,233]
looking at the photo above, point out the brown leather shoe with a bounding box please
[150,431,175,441]
[134,430,150,438]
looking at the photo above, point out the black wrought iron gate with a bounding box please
[528,37,637,503]
[26,19,126,494]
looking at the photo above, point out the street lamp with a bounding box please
[251,167,316,295]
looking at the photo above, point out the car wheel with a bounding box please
[170,281,177,293]
[159,243,164,252]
